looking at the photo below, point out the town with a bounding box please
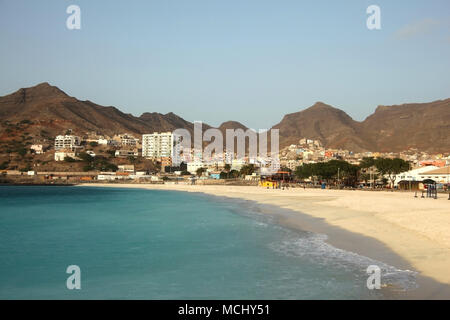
[1,121,449,194]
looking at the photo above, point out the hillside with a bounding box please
[0,83,448,153]
[272,100,450,153]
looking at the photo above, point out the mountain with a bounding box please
[0,83,192,137]
[272,102,371,152]
[0,82,146,136]
[0,83,448,153]
[272,100,450,153]
[139,112,195,133]
[361,99,450,153]
[218,121,248,132]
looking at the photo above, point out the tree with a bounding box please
[294,160,358,186]
[295,163,315,180]
[83,164,94,172]
[239,164,255,177]
[280,167,292,174]
[359,157,376,169]
[359,173,371,184]
[64,156,78,163]
[0,161,10,170]
[17,148,27,157]
[78,152,93,162]
[106,150,116,158]
[358,157,378,188]
[374,158,410,188]
[223,163,231,178]
[229,169,240,178]
[196,167,206,177]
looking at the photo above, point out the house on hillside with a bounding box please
[54,150,76,161]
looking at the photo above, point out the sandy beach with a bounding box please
[79,183,450,298]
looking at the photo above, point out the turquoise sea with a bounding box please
[0,186,416,299]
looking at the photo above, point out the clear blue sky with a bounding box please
[0,0,449,129]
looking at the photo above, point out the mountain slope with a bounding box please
[272,99,450,153]
[0,83,448,153]
[139,112,195,133]
[361,99,450,152]
[0,83,193,137]
[0,83,149,136]
[272,102,371,152]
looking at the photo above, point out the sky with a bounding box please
[0,0,449,129]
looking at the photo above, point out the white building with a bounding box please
[30,144,43,154]
[118,165,135,173]
[231,159,246,171]
[393,165,440,186]
[114,134,139,147]
[115,150,139,157]
[142,132,180,159]
[98,138,119,146]
[418,166,450,184]
[187,162,206,174]
[55,135,81,151]
[97,174,116,181]
[54,150,76,161]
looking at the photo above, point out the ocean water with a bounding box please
[0,186,416,299]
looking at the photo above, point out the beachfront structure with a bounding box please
[142,132,180,159]
[393,165,440,187]
[418,166,450,185]
[54,135,81,151]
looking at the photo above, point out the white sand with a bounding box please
[79,183,450,287]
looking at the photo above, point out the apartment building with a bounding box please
[54,135,81,151]
[114,134,139,147]
[142,132,180,159]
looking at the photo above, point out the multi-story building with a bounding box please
[142,132,180,159]
[113,134,139,147]
[54,135,81,151]
[98,138,119,147]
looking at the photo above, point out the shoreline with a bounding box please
[76,183,450,299]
